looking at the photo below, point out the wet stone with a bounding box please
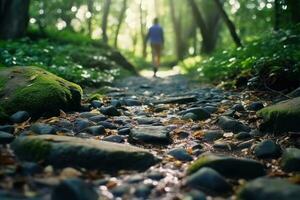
[79,112,99,119]
[0,125,15,134]
[235,132,252,140]
[168,148,193,161]
[153,95,198,104]
[203,130,223,142]
[123,98,142,106]
[84,126,106,136]
[253,139,282,159]
[236,139,255,150]
[183,190,207,200]
[118,127,131,135]
[186,167,231,194]
[218,116,251,133]
[203,106,218,114]
[111,185,130,197]
[89,115,107,123]
[232,104,245,112]
[100,106,121,116]
[179,107,211,121]
[10,111,30,123]
[98,121,118,129]
[281,148,300,172]
[0,131,15,145]
[73,119,91,133]
[182,113,199,121]
[135,117,161,125]
[103,135,124,143]
[237,178,300,200]
[51,178,98,200]
[248,102,264,111]
[134,184,153,198]
[130,125,171,145]
[90,100,103,108]
[147,172,165,180]
[30,123,56,135]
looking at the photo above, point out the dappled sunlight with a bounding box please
[140,66,181,78]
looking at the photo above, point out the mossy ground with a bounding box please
[0,66,82,120]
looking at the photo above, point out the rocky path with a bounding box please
[1,74,300,200]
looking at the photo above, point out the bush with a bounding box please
[180,27,300,90]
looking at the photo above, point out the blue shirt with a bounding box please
[147,24,164,45]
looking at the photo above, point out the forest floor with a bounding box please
[1,72,299,200]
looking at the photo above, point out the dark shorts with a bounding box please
[151,43,162,56]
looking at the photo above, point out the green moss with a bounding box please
[0,66,82,119]
[11,137,51,161]
[88,93,103,101]
[258,97,300,132]
[187,155,215,174]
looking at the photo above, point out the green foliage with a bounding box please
[180,27,300,87]
[0,31,135,86]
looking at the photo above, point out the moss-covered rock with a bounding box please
[0,66,82,120]
[280,148,300,172]
[258,97,300,133]
[187,153,265,179]
[11,135,159,171]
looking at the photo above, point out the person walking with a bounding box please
[146,18,164,77]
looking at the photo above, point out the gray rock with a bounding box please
[103,135,124,143]
[79,112,98,119]
[232,104,245,112]
[89,115,107,123]
[188,153,265,179]
[98,121,118,129]
[51,178,98,200]
[135,117,160,125]
[186,167,231,194]
[281,148,300,172]
[248,102,264,111]
[123,98,142,106]
[235,132,252,140]
[179,107,211,121]
[0,125,14,134]
[100,106,121,116]
[11,135,160,171]
[182,113,199,121]
[237,178,300,200]
[10,111,30,123]
[218,116,251,133]
[154,96,197,104]
[0,131,15,145]
[84,126,106,136]
[203,130,223,142]
[183,190,206,200]
[73,119,91,133]
[118,127,131,135]
[111,185,130,197]
[30,123,56,135]
[147,172,165,180]
[203,106,218,114]
[134,184,153,198]
[130,125,171,145]
[90,100,103,108]
[168,148,193,161]
[254,140,281,159]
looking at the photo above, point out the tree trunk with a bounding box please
[87,0,93,37]
[139,0,147,58]
[114,0,127,48]
[102,0,111,44]
[0,0,30,39]
[213,0,242,47]
[286,0,300,24]
[169,0,184,60]
[274,0,280,30]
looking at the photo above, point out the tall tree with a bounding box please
[102,0,111,43]
[139,0,147,58]
[274,0,280,30]
[213,0,242,47]
[87,0,94,37]
[286,0,300,24]
[114,0,127,48]
[0,0,30,39]
[187,0,222,54]
[169,0,184,60]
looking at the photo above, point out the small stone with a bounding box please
[31,123,56,135]
[80,104,91,112]
[98,121,118,129]
[79,112,98,119]
[130,125,171,145]
[111,185,130,197]
[236,139,255,150]
[154,96,197,104]
[232,104,245,112]
[183,190,206,200]
[89,115,107,123]
[147,172,165,180]
[135,117,160,125]
[19,162,42,176]
[254,140,281,159]
[203,130,223,142]
[248,102,264,111]
[218,116,251,133]
[185,167,231,194]
[134,184,153,198]
[118,127,131,135]
[235,132,252,140]
[188,153,265,179]
[281,148,300,172]
[73,119,91,133]
[84,126,106,136]
[100,106,121,116]
[126,174,144,183]
[179,107,211,121]
[111,99,122,108]
[203,106,218,114]
[90,100,103,108]
[10,111,30,123]
[0,125,14,134]
[0,131,15,145]
[51,178,98,200]
[182,113,199,121]
[168,148,193,161]
[103,135,124,143]
[237,178,300,200]
[123,98,142,106]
